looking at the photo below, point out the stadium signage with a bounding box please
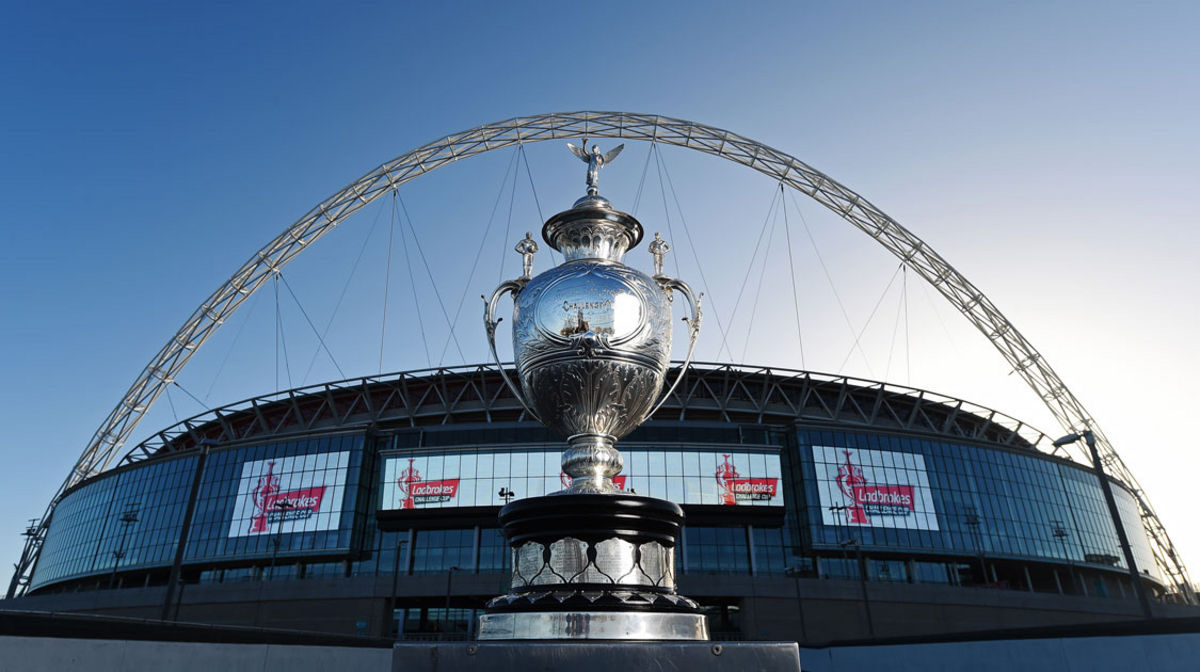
[394,457,461,509]
[852,484,914,514]
[380,449,782,510]
[814,446,939,531]
[715,454,779,505]
[229,452,349,537]
[411,480,460,498]
[250,484,328,532]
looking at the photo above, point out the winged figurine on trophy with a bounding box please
[567,139,624,195]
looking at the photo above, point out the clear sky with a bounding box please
[2,1,1198,592]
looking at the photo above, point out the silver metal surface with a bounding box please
[648,232,669,279]
[17,111,1189,603]
[477,610,709,640]
[485,186,701,494]
[638,541,673,587]
[593,538,641,584]
[511,536,675,590]
[515,232,538,280]
[514,541,547,588]
[513,257,670,493]
[568,141,624,195]
[548,538,589,582]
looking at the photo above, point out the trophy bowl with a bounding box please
[513,228,674,493]
[486,194,699,495]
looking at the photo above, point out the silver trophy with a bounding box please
[478,142,706,640]
[485,144,701,495]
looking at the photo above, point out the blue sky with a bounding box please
[2,1,1198,591]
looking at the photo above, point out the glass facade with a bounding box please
[411,529,475,575]
[1116,484,1156,579]
[684,526,751,575]
[794,429,1160,580]
[33,455,197,588]
[30,421,1160,593]
[32,435,365,590]
[380,445,782,510]
[184,436,364,563]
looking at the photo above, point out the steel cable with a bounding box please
[438,148,520,366]
[781,183,807,369]
[204,287,262,402]
[300,199,385,384]
[378,193,397,373]
[718,185,780,362]
[787,190,873,377]
[398,195,466,364]
[397,196,433,368]
[885,266,907,382]
[278,272,345,379]
[654,146,733,361]
[739,191,783,363]
[837,263,904,373]
[631,142,655,215]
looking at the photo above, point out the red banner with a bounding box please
[397,478,460,508]
[250,486,327,532]
[715,453,779,505]
[410,479,460,503]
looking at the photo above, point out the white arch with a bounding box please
[14,111,1190,599]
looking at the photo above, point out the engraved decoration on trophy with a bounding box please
[484,142,702,495]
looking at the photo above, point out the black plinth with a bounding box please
[479,493,708,639]
[499,493,683,545]
[392,641,803,672]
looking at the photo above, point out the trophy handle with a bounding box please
[649,277,703,418]
[483,279,542,422]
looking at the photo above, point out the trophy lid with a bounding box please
[571,193,614,210]
[541,195,644,263]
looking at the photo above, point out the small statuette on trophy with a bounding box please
[649,232,670,280]
[567,139,625,195]
[514,232,538,280]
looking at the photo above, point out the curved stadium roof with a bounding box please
[117,362,1061,468]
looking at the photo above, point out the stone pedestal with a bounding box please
[392,641,803,672]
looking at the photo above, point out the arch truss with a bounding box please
[10,112,1192,602]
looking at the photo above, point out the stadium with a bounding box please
[7,113,1198,644]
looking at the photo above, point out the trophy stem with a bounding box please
[561,433,623,494]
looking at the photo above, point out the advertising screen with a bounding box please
[813,445,939,531]
[380,448,781,510]
[228,451,350,538]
